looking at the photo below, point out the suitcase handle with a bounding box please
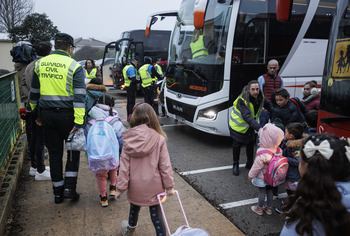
[157,190,189,235]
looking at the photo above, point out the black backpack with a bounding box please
[10,42,37,63]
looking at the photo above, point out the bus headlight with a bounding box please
[197,109,217,120]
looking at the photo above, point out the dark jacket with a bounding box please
[268,98,307,127]
[281,136,307,182]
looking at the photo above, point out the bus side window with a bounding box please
[243,20,266,64]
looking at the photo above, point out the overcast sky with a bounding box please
[33,0,182,43]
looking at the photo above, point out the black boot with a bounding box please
[233,163,239,176]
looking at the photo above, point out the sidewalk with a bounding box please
[3,139,244,236]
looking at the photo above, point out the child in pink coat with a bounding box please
[248,123,284,215]
[115,103,174,236]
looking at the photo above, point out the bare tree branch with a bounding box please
[0,0,34,33]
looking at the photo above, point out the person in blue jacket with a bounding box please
[280,133,350,235]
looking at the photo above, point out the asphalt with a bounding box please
[1,102,245,235]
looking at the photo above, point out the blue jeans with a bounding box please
[259,110,271,127]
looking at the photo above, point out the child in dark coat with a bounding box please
[276,122,305,214]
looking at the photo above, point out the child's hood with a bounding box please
[258,123,284,149]
[122,124,160,157]
[286,133,309,148]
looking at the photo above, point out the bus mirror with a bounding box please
[146,16,158,38]
[276,0,292,22]
[194,0,208,30]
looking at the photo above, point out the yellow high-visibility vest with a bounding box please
[229,95,262,134]
[190,35,209,59]
[139,64,153,88]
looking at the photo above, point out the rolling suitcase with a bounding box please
[157,190,210,236]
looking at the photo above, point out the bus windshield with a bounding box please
[322,1,350,117]
[167,0,232,97]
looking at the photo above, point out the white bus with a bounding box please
[159,0,335,136]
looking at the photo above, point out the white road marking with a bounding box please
[179,164,245,175]
[219,193,288,209]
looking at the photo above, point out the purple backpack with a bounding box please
[258,147,289,187]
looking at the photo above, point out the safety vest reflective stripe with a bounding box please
[65,171,78,177]
[73,102,85,108]
[190,35,209,59]
[52,180,64,187]
[123,65,133,87]
[30,87,40,93]
[229,95,259,134]
[74,88,86,94]
[41,95,73,101]
[85,68,97,78]
[139,64,153,88]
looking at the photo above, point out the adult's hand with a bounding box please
[69,126,79,134]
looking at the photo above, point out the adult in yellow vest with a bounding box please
[29,33,86,203]
[83,59,101,84]
[139,57,161,115]
[122,57,139,120]
[229,80,273,176]
[190,29,209,59]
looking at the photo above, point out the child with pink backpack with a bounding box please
[248,123,285,215]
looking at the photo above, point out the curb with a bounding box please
[0,135,25,235]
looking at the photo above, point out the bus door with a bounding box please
[101,42,116,86]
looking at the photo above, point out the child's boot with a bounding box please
[109,185,116,197]
[121,220,136,236]
[251,205,263,215]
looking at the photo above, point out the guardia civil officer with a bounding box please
[229,80,273,176]
[122,57,139,121]
[139,56,161,114]
[29,33,86,204]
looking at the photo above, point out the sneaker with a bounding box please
[121,220,136,236]
[275,206,282,214]
[100,195,108,207]
[63,188,80,201]
[29,167,37,176]
[35,170,51,181]
[251,205,263,216]
[30,166,50,176]
[109,185,117,197]
[263,206,272,215]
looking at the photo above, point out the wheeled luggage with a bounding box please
[157,190,210,236]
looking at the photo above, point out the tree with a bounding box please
[8,13,59,44]
[0,0,34,33]
[72,46,104,61]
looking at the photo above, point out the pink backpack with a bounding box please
[257,147,289,187]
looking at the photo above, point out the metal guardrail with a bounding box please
[0,71,23,180]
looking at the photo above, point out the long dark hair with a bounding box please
[282,134,350,235]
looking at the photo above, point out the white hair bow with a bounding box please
[303,140,334,159]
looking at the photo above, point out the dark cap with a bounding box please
[131,57,139,62]
[55,33,75,47]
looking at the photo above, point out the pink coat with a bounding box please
[248,123,284,180]
[117,124,174,206]
[248,148,274,180]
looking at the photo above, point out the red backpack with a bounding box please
[257,147,289,187]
